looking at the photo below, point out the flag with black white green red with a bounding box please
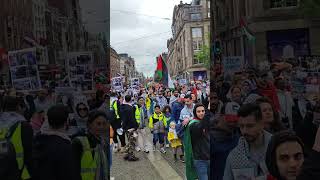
[240,17,255,43]
[155,55,163,82]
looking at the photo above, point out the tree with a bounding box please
[194,44,210,69]
[194,32,211,69]
[300,0,320,18]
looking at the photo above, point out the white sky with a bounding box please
[110,0,185,77]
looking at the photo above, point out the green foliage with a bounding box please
[194,44,210,69]
[300,0,320,18]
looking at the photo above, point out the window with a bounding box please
[193,40,203,64]
[191,27,202,38]
[191,13,201,20]
[271,0,298,8]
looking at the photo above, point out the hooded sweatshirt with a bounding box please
[120,102,138,130]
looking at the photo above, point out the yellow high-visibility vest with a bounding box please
[0,122,30,179]
[134,105,141,124]
[111,101,120,119]
[77,136,98,180]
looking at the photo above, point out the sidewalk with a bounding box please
[110,128,184,180]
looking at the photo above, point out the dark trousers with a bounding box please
[113,132,126,147]
[111,120,126,147]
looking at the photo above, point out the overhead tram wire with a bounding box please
[110,9,172,20]
[112,31,171,46]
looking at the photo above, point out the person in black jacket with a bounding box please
[184,103,210,180]
[32,105,76,180]
[120,95,139,161]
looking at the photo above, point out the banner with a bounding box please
[223,56,243,81]
[111,76,123,92]
[67,52,94,91]
[8,48,41,91]
[131,78,139,89]
[179,79,187,85]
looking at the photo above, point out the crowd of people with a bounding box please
[0,88,111,180]
[0,60,320,180]
[209,62,320,180]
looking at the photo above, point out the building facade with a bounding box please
[167,0,210,82]
[110,47,120,78]
[0,0,34,82]
[212,0,320,67]
[32,0,47,44]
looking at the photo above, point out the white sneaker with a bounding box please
[165,144,170,148]
[113,143,118,152]
[160,147,166,154]
[135,147,141,152]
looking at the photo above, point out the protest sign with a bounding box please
[8,48,41,91]
[67,52,94,91]
[111,76,123,92]
[179,79,187,85]
[223,56,243,81]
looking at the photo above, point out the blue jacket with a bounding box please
[170,101,184,124]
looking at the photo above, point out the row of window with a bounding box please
[190,12,210,20]
[270,0,299,8]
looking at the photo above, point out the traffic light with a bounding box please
[214,40,221,54]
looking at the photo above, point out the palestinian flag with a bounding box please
[155,55,174,88]
[240,17,255,43]
[155,55,163,81]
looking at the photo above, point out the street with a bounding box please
[111,128,185,180]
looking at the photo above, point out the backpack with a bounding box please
[0,122,20,178]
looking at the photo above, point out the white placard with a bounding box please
[8,48,41,91]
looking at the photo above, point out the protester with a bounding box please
[184,104,210,180]
[135,97,149,153]
[149,105,167,153]
[120,95,139,161]
[266,130,304,180]
[33,89,53,113]
[208,91,223,115]
[169,90,180,105]
[171,96,184,124]
[156,90,168,110]
[256,97,284,134]
[68,98,90,137]
[32,105,76,180]
[111,94,126,152]
[72,110,110,179]
[275,78,294,129]
[168,121,183,162]
[210,105,240,180]
[223,103,272,180]
[163,105,172,148]
[0,96,34,180]
[292,93,318,155]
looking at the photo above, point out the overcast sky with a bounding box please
[110,0,185,77]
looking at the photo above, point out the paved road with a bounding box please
[110,128,185,180]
